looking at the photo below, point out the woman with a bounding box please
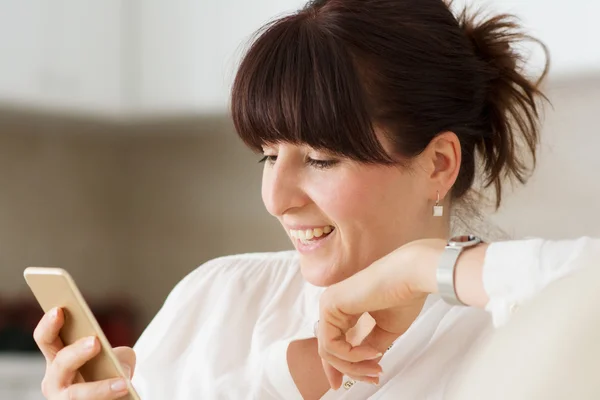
[32,0,599,399]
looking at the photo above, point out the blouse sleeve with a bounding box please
[483,236,600,327]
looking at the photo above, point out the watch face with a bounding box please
[448,235,481,248]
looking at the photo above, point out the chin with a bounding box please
[298,256,348,287]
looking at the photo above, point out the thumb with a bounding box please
[113,346,136,379]
[360,325,397,356]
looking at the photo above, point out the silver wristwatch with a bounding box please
[437,235,482,306]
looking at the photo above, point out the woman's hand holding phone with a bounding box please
[34,307,136,400]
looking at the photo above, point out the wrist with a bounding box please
[406,238,446,295]
[453,242,489,308]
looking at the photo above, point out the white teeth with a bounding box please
[289,226,334,241]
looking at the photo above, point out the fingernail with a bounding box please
[122,364,132,378]
[110,378,127,392]
[366,372,383,377]
[84,336,96,350]
[50,307,58,319]
[367,353,383,360]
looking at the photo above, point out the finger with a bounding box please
[320,320,382,363]
[60,378,130,400]
[321,362,380,388]
[361,325,399,355]
[47,336,101,390]
[322,358,343,390]
[319,351,382,379]
[33,307,65,363]
[113,347,136,378]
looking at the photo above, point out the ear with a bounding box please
[420,131,461,201]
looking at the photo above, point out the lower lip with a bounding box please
[293,231,334,254]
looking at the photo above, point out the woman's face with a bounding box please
[261,141,443,287]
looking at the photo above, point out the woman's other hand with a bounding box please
[316,239,447,389]
[33,307,136,399]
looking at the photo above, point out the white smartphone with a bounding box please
[24,267,141,400]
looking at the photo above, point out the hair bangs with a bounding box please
[230,13,391,163]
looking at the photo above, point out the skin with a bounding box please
[33,307,135,400]
[316,238,490,389]
[261,131,463,398]
[33,130,463,399]
[260,131,461,287]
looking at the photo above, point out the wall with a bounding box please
[0,114,130,298]
[124,119,291,322]
[491,74,600,238]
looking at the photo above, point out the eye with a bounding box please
[307,157,339,169]
[258,155,277,164]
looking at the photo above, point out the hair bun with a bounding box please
[456,7,550,207]
[458,11,520,72]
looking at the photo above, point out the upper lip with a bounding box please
[284,224,334,231]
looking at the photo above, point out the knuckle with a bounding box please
[317,345,326,359]
[41,378,49,397]
[320,291,334,310]
[357,364,369,374]
[33,322,45,344]
[52,349,69,373]
[355,365,369,375]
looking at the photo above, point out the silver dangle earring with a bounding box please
[433,191,443,217]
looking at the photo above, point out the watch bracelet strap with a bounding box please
[437,246,465,306]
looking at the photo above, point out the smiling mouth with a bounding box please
[289,226,335,244]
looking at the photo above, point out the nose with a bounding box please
[262,159,308,217]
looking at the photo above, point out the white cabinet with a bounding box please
[0,0,46,106]
[0,0,307,117]
[40,0,124,114]
[0,0,123,115]
[136,0,600,115]
[1,1,597,118]
[137,0,308,115]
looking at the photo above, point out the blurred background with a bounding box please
[0,0,598,398]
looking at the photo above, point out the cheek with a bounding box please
[315,167,427,236]
[308,167,411,224]
[305,174,360,222]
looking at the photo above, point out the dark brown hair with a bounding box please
[231,0,549,208]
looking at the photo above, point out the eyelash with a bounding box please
[258,156,338,169]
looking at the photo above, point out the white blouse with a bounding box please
[131,237,598,399]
